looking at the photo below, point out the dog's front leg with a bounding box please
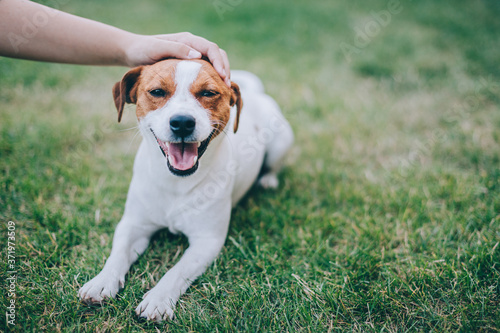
[135,231,227,322]
[79,216,157,304]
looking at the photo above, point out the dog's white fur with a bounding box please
[78,60,293,321]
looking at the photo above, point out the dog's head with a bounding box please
[113,59,242,177]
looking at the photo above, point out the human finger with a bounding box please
[157,33,230,86]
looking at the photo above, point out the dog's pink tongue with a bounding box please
[169,142,198,170]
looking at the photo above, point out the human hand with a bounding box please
[124,32,231,86]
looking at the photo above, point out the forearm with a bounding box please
[0,0,134,66]
[0,0,231,83]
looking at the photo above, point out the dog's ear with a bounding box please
[230,82,243,133]
[113,66,143,123]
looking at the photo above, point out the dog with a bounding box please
[78,59,293,321]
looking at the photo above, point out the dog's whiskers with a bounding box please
[126,129,142,152]
[118,125,140,132]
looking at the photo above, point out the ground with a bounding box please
[1,0,499,331]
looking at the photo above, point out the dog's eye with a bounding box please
[149,89,167,98]
[200,90,219,98]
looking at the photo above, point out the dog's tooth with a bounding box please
[193,156,198,164]
[168,155,174,165]
[197,142,201,148]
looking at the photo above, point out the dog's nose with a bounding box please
[170,115,196,138]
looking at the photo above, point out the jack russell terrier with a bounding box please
[78,59,293,321]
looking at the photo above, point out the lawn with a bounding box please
[1,0,499,331]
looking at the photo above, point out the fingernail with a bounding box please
[187,50,202,59]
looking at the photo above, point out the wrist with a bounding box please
[120,34,155,67]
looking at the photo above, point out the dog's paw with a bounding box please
[258,173,279,189]
[135,291,176,322]
[78,272,124,305]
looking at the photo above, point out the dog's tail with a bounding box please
[230,70,265,94]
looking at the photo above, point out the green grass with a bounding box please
[1,0,500,331]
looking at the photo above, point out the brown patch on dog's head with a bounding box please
[189,60,242,136]
[229,81,242,132]
[112,66,142,122]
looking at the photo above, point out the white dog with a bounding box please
[78,59,293,321]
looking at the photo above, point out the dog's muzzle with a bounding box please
[150,129,213,177]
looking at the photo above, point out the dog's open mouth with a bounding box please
[150,129,213,177]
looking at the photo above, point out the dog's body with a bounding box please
[78,59,293,321]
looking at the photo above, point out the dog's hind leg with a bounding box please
[78,216,158,304]
[257,97,294,189]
